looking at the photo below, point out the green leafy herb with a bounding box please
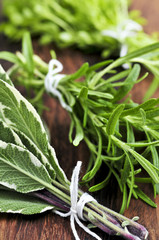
[0,66,149,240]
[0,190,54,214]
[1,34,159,214]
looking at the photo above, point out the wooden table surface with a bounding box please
[0,0,159,239]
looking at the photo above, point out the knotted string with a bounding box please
[54,161,102,240]
[45,59,72,112]
[102,19,142,68]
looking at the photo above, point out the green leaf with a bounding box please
[0,190,54,214]
[119,184,127,214]
[112,64,141,102]
[143,77,159,101]
[146,107,159,118]
[78,87,88,127]
[121,98,159,117]
[22,32,34,75]
[14,130,56,179]
[0,120,23,146]
[121,156,131,185]
[83,129,102,182]
[106,104,125,136]
[127,140,159,148]
[0,141,52,193]
[0,65,13,86]
[135,188,157,207]
[104,69,130,84]
[125,152,134,209]
[111,135,159,184]
[62,63,89,83]
[0,79,67,182]
[88,60,113,72]
[139,108,146,125]
[92,43,159,82]
[88,90,113,100]
[78,86,88,99]
[71,87,113,100]
[89,170,111,192]
[126,121,135,145]
[0,52,19,65]
[72,115,84,146]
[146,133,159,195]
[129,149,159,184]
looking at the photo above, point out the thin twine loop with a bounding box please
[54,161,102,240]
[102,19,142,68]
[45,59,72,112]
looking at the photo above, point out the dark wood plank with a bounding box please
[0,0,159,239]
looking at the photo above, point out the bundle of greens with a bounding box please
[0,65,149,240]
[1,0,159,97]
[1,33,159,214]
[0,0,154,54]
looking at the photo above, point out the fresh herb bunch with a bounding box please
[0,65,149,240]
[1,33,159,214]
[0,0,145,50]
[1,0,159,97]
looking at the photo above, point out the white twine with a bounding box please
[45,59,72,112]
[102,19,142,68]
[54,161,102,240]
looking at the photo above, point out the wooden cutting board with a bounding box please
[0,0,159,239]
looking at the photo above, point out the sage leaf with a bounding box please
[14,130,56,179]
[0,190,54,214]
[0,79,67,183]
[0,120,23,147]
[0,141,52,193]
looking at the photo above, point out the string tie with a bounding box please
[45,59,72,112]
[102,19,142,68]
[54,161,102,240]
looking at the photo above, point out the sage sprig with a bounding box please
[0,66,149,240]
[0,34,159,213]
[1,0,159,97]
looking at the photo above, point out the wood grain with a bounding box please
[0,0,159,239]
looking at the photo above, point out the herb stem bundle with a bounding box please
[0,66,148,240]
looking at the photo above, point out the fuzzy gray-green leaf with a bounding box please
[0,79,67,182]
[0,141,52,193]
[0,120,23,146]
[0,190,54,214]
